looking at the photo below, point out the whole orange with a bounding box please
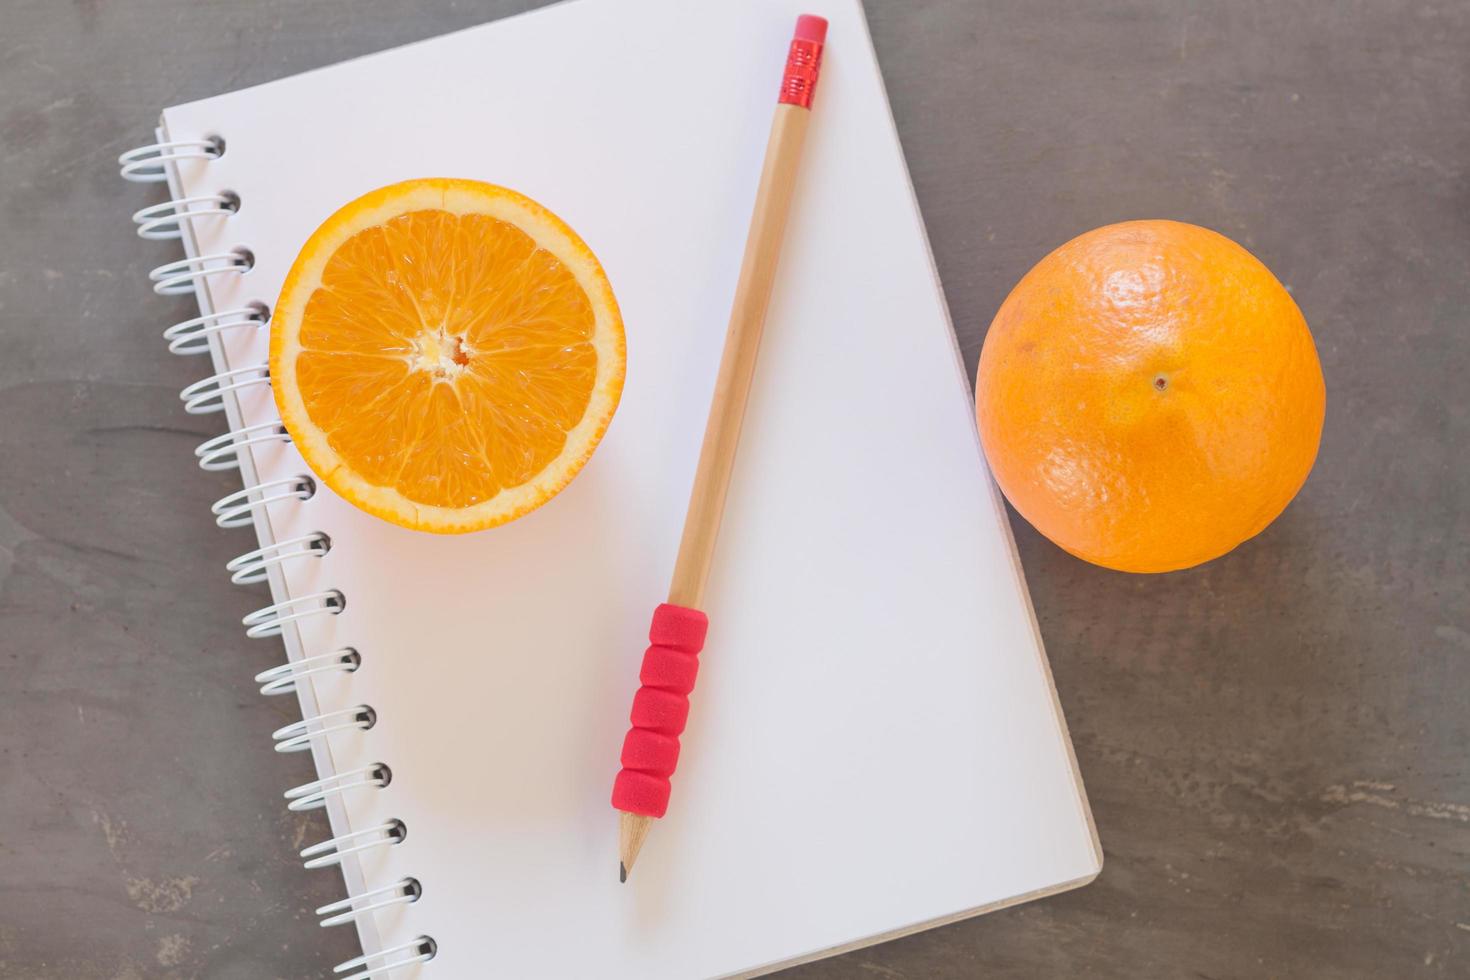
[975,220,1325,573]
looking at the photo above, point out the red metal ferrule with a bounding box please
[778,36,824,109]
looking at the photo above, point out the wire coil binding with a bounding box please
[272,704,375,753]
[301,819,406,870]
[212,475,314,529]
[333,936,437,980]
[255,647,359,696]
[164,304,267,356]
[180,363,270,414]
[242,588,342,639]
[228,531,329,585]
[125,126,433,972]
[316,878,422,929]
[149,249,253,295]
[132,192,239,240]
[118,137,223,182]
[196,421,290,473]
[285,764,391,812]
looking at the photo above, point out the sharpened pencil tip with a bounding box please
[618,811,652,883]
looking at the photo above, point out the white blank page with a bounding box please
[163,0,1100,975]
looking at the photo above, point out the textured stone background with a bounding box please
[2,1,1467,977]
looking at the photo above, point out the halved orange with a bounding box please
[271,178,625,534]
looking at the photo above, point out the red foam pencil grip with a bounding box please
[611,603,708,818]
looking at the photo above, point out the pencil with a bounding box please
[611,13,829,883]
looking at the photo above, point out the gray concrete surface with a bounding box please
[2,0,1467,976]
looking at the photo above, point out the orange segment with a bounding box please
[271,178,625,533]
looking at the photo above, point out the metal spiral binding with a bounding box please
[196,421,290,473]
[300,819,406,870]
[212,475,315,529]
[272,704,375,753]
[333,936,437,980]
[285,764,392,812]
[242,588,343,639]
[255,647,359,696]
[127,130,435,974]
[228,531,329,585]
[317,878,422,928]
[149,248,253,295]
[118,136,223,182]
[180,362,270,414]
[165,304,267,356]
[133,191,239,240]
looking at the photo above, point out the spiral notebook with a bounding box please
[119,0,1100,976]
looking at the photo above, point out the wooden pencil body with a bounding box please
[669,104,812,608]
[620,89,817,881]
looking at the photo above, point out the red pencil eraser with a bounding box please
[781,15,827,108]
[794,14,828,43]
